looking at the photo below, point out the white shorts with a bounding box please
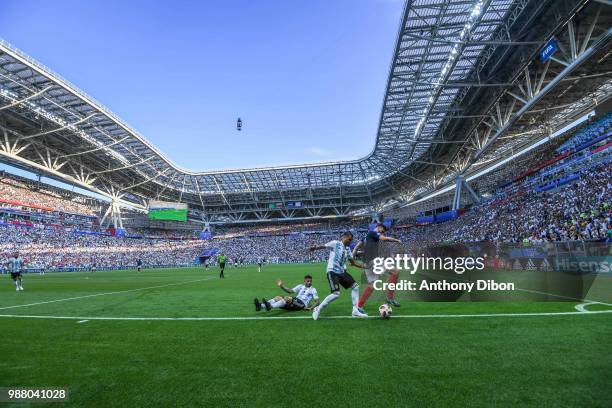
[364,261,396,283]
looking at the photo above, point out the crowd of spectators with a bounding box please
[395,161,610,246]
[0,115,609,271]
[0,155,609,270]
[0,226,206,270]
[0,223,345,270]
[0,174,97,215]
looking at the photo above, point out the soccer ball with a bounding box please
[378,304,392,319]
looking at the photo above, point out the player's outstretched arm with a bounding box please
[349,259,364,269]
[276,279,294,294]
[380,235,401,243]
[309,245,326,251]
[352,241,363,257]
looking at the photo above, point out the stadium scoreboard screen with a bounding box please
[267,201,302,209]
[148,201,188,222]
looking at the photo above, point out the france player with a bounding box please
[353,223,402,313]
[309,231,366,319]
[7,253,25,291]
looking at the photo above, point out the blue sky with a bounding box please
[0,0,403,170]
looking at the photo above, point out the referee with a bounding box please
[217,253,227,278]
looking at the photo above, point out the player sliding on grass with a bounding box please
[254,275,319,312]
[7,253,25,292]
[353,223,402,315]
[309,231,366,319]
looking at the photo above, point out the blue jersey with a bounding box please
[365,230,381,244]
[8,257,24,272]
[361,230,383,263]
[324,240,352,274]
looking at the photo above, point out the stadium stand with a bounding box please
[0,172,100,215]
[0,114,610,272]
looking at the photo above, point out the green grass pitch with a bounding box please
[0,264,611,407]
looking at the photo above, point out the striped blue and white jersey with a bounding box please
[324,240,352,274]
[7,257,24,272]
[292,284,319,305]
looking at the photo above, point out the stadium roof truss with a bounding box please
[0,0,610,223]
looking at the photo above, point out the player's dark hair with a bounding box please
[304,275,312,280]
[341,231,353,238]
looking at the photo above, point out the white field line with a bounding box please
[516,288,612,307]
[419,270,612,307]
[2,271,611,321]
[0,309,611,321]
[574,302,603,312]
[0,277,215,311]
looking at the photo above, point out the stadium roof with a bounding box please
[0,0,610,223]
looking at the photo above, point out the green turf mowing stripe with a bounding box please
[0,276,215,311]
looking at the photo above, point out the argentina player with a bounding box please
[7,253,25,291]
[309,231,367,319]
[254,275,319,312]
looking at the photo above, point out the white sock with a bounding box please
[319,293,340,310]
[15,281,19,288]
[351,285,359,307]
[270,299,286,309]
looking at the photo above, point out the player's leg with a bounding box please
[350,286,367,317]
[260,297,272,311]
[357,261,378,312]
[337,272,366,317]
[255,295,283,311]
[11,273,19,291]
[313,273,341,320]
[13,273,23,290]
[268,296,289,310]
[358,284,374,310]
[386,270,401,307]
[258,295,284,311]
